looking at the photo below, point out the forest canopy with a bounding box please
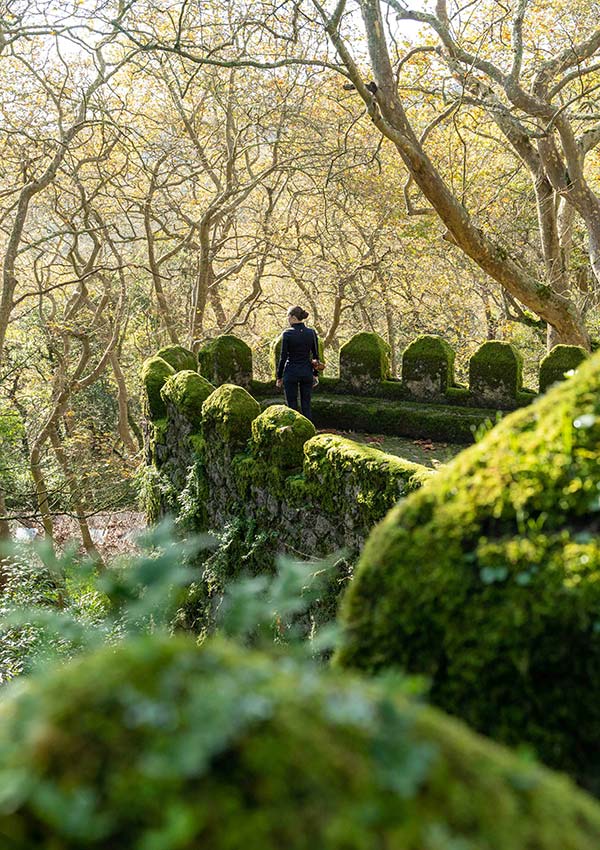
[2,0,600,537]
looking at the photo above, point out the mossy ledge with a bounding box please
[1,634,599,849]
[336,348,600,791]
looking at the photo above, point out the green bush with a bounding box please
[1,633,600,849]
[336,348,600,791]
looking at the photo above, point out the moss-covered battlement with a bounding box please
[192,331,588,413]
[335,345,600,793]
[143,336,589,448]
[140,349,432,560]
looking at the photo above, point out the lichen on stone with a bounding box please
[339,332,391,392]
[401,334,455,400]
[469,340,523,407]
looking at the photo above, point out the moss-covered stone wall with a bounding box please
[141,350,430,561]
[150,337,590,448]
[335,346,600,793]
[196,331,589,413]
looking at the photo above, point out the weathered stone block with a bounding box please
[401,335,455,400]
[198,335,252,388]
[201,383,260,449]
[155,344,197,373]
[339,332,390,393]
[539,344,588,393]
[469,341,522,407]
[160,370,215,432]
[140,355,175,420]
[251,404,316,470]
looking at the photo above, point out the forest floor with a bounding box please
[12,511,146,558]
[318,429,465,468]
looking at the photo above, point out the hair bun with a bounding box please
[300,309,308,320]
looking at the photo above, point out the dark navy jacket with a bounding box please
[277,323,319,379]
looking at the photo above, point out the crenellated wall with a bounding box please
[140,334,590,551]
[140,356,432,560]
[193,332,589,442]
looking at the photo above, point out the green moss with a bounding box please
[152,418,168,446]
[369,379,407,401]
[304,434,426,526]
[198,334,252,388]
[469,341,523,406]
[2,634,600,849]
[292,394,494,444]
[160,371,215,431]
[189,433,205,455]
[336,348,600,790]
[140,356,176,419]
[155,344,197,372]
[177,454,209,532]
[201,383,261,449]
[251,405,316,470]
[445,385,471,404]
[339,332,390,391]
[539,344,588,393]
[401,335,456,399]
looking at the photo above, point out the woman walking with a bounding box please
[276,306,319,421]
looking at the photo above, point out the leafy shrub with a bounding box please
[0,525,199,682]
[172,516,343,644]
[1,633,600,849]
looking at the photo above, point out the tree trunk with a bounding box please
[109,352,138,453]
[49,427,104,567]
[324,1,591,349]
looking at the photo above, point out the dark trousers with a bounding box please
[283,373,313,421]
